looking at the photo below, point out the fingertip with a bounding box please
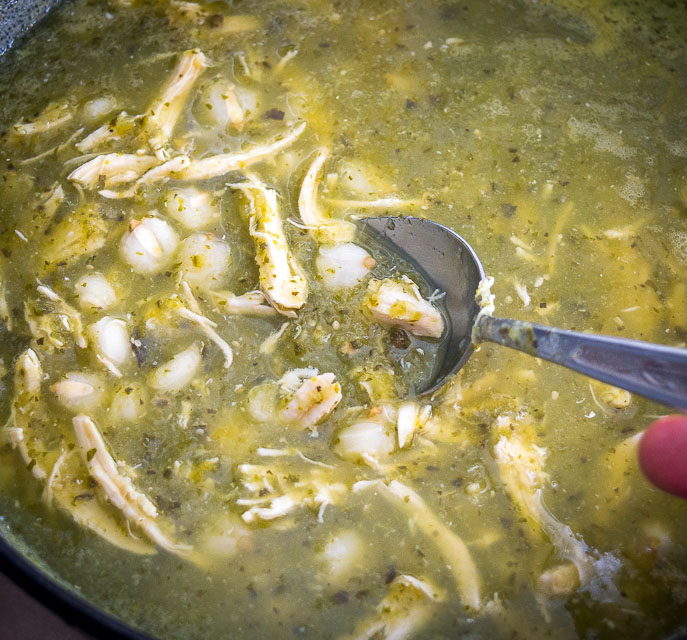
[639,415,687,500]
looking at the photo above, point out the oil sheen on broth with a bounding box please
[0,1,686,638]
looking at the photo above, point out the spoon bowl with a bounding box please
[356,215,687,409]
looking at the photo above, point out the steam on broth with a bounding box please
[0,0,686,638]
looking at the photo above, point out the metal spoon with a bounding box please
[356,215,687,409]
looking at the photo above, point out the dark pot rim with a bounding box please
[0,530,153,640]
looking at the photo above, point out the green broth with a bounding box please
[0,1,686,638]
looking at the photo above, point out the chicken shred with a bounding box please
[364,276,445,339]
[354,479,481,610]
[144,48,208,151]
[279,372,342,429]
[178,121,305,181]
[231,179,308,315]
[72,414,192,558]
[67,153,157,190]
[298,148,356,243]
[210,290,278,316]
[343,575,444,640]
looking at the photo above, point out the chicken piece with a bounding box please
[492,414,621,601]
[231,180,308,316]
[364,276,445,339]
[354,479,481,610]
[0,277,11,331]
[14,182,65,247]
[210,290,278,317]
[143,48,208,151]
[47,450,155,556]
[259,321,289,354]
[9,102,74,141]
[279,371,342,429]
[35,182,65,221]
[176,304,233,368]
[3,349,48,480]
[67,153,158,190]
[72,414,191,557]
[98,155,193,199]
[325,196,425,211]
[178,121,305,181]
[343,575,444,640]
[315,243,376,290]
[75,111,139,153]
[298,148,356,243]
[236,463,346,524]
[596,431,643,520]
[24,285,86,352]
[396,401,431,449]
[38,204,107,272]
[36,284,87,348]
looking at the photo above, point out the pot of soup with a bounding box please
[0,1,686,638]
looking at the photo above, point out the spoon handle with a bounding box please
[475,315,687,410]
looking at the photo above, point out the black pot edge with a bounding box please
[0,0,66,56]
[0,530,155,640]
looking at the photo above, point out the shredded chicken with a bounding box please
[75,111,138,153]
[178,121,305,181]
[3,349,48,480]
[364,276,445,339]
[343,575,444,640]
[48,450,156,556]
[298,148,356,243]
[325,196,425,210]
[231,179,308,315]
[259,321,289,354]
[67,153,158,190]
[492,414,621,602]
[354,479,481,610]
[237,463,346,524]
[210,290,278,316]
[36,284,87,348]
[38,204,107,271]
[99,155,192,199]
[144,48,208,151]
[176,304,233,367]
[25,284,87,352]
[396,402,431,448]
[9,102,74,140]
[72,414,192,557]
[279,371,342,429]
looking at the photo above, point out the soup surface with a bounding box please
[0,1,686,638]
